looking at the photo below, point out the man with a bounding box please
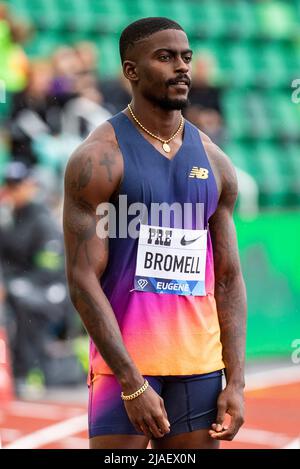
[63,17,247,449]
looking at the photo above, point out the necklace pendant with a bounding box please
[162,143,171,153]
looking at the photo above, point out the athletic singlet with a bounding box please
[88,112,224,383]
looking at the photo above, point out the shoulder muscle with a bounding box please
[64,121,123,206]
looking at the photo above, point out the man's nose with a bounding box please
[174,56,190,74]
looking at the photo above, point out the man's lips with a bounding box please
[167,78,191,88]
[170,82,188,86]
[168,83,190,93]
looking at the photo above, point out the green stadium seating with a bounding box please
[96,35,121,77]
[223,141,253,174]
[266,91,300,141]
[255,1,298,39]
[283,143,300,205]
[253,142,288,207]
[222,1,256,39]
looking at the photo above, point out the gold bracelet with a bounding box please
[121,379,149,401]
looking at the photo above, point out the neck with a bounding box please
[126,96,183,140]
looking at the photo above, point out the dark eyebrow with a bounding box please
[154,48,193,55]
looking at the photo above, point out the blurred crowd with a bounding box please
[0,3,224,397]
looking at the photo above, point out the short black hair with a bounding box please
[119,17,184,63]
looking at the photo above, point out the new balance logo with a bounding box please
[189,167,209,179]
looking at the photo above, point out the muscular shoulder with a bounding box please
[64,121,123,204]
[198,129,238,209]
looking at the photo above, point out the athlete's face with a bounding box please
[125,29,192,110]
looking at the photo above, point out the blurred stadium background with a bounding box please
[0,0,299,449]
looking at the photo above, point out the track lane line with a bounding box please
[3,414,87,449]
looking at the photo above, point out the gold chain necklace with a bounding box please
[127,103,184,153]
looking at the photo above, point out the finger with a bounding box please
[209,414,243,441]
[139,422,153,439]
[155,413,171,435]
[143,417,164,439]
[212,401,226,433]
[131,420,147,436]
[159,399,171,430]
[209,420,233,440]
[211,423,228,432]
[153,417,170,436]
[160,399,169,420]
[209,428,235,441]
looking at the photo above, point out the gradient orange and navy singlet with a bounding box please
[88,112,224,384]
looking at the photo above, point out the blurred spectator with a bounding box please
[185,105,225,147]
[188,52,222,114]
[186,53,224,144]
[0,162,81,394]
[50,46,83,98]
[100,72,132,114]
[9,60,64,165]
[62,74,111,139]
[75,41,99,77]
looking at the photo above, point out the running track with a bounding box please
[1,366,299,449]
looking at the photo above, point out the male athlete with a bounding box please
[63,17,247,449]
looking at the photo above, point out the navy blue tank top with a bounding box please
[89,111,224,377]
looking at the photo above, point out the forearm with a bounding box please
[215,273,247,388]
[69,272,144,392]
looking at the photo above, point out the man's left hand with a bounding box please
[209,385,245,441]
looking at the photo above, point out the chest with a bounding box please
[121,142,215,207]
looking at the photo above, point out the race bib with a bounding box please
[134,224,207,296]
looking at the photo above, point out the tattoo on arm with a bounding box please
[66,197,96,266]
[99,153,115,182]
[70,156,93,191]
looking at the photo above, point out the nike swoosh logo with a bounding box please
[180,234,203,246]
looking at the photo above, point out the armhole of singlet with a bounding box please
[193,125,220,219]
[106,119,127,199]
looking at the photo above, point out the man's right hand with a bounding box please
[124,386,170,439]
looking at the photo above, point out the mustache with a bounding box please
[167,75,191,87]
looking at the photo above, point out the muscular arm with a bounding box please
[63,126,170,438]
[206,139,247,440]
[210,158,247,387]
[63,127,143,393]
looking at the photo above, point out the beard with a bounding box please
[156,96,190,110]
[143,88,190,110]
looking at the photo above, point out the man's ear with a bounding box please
[123,60,138,82]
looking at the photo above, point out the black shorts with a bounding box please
[89,370,224,438]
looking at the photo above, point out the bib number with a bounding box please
[134,224,207,296]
